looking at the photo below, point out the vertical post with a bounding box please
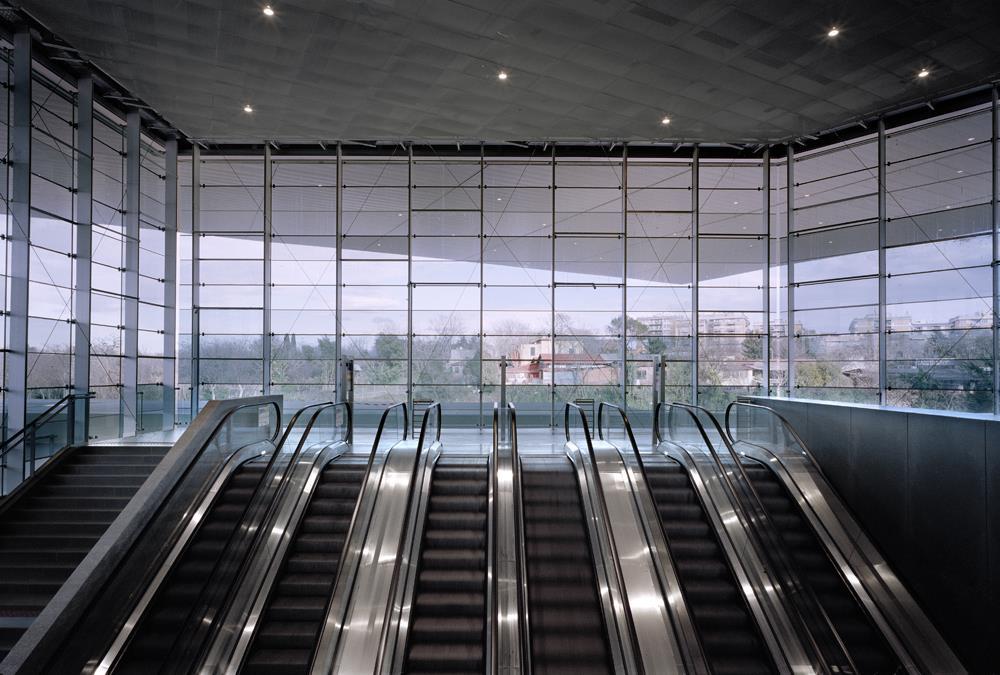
[73,76,94,444]
[406,144,414,414]
[550,145,557,426]
[878,118,888,406]
[762,149,771,397]
[335,143,343,383]
[479,144,485,428]
[263,143,272,396]
[337,358,354,443]
[122,110,141,437]
[6,30,32,489]
[621,145,629,410]
[650,354,662,446]
[691,146,699,405]
[992,86,999,415]
[786,145,796,395]
[499,355,507,444]
[163,139,178,429]
[190,145,201,415]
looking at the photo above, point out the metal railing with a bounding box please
[0,392,94,495]
[657,400,854,674]
[564,402,641,673]
[490,401,531,674]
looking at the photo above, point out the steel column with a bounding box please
[786,145,795,395]
[163,138,178,429]
[406,144,413,414]
[6,30,32,484]
[122,110,141,436]
[335,143,343,380]
[621,145,628,410]
[691,146,699,405]
[877,118,888,405]
[263,143,272,396]
[479,143,485,427]
[762,149,771,396]
[992,87,999,415]
[73,76,93,443]
[190,145,201,415]
[550,145,557,426]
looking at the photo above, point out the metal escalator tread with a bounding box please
[242,457,367,675]
[402,457,488,674]
[644,456,775,675]
[741,460,902,674]
[112,461,268,674]
[0,445,169,663]
[521,457,612,675]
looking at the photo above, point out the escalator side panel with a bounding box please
[402,458,489,674]
[113,462,268,674]
[645,456,775,675]
[521,457,612,675]
[241,457,367,675]
[742,460,901,674]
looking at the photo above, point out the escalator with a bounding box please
[741,460,900,674]
[520,456,612,675]
[644,455,775,675]
[241,456,367,675]
[113,461,269,673]
[402,456,489,673]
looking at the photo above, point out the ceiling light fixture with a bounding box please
[497,70,508,81]
[263,4,275,16]
[661,116,671,125]
[917,68,930,78]
[968,137,975,142]
[827,27,840,37]
[243,104,254,113]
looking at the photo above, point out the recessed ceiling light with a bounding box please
[262,4,275,16]
[917,68,930,78]
[733,201,739,205]
[497,197,503,201]
[661,116,671,125]
[243,104,254,113]
[827,27,840,37]
[804,193,810,198]
[968,137,975,142]
[957,170,964,174]
[497,70,508,81]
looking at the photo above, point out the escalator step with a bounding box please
[403,461,487,673]
[243,458,367,675]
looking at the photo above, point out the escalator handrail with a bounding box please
[724,401,821,477]
[664,401,856,675]
[507,401,531,673]
[174,400,353,671]
[491,402,531,674]
[95,398,284,672]
[598,401,708,672]
[563,402,642,673]
[306,400,408,673]
[374,401,442,671]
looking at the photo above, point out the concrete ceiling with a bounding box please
[17,0,1000,144]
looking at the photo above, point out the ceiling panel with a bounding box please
[18,0,1000,143]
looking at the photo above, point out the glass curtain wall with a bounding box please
[138,135,169,432]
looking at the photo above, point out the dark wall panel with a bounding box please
[847,407,907,560]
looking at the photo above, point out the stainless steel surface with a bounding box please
[203,401,354,674]
[726,401,966,674]
[492,402,528,674]
[597,403,708,674]
[95,443,270,674]
[657,403,817,674]
[311,403,441,675]
[563,403,638,674]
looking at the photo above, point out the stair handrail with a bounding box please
[564,402,642,673]
[660,401,855,674]
[0,392,94,489]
